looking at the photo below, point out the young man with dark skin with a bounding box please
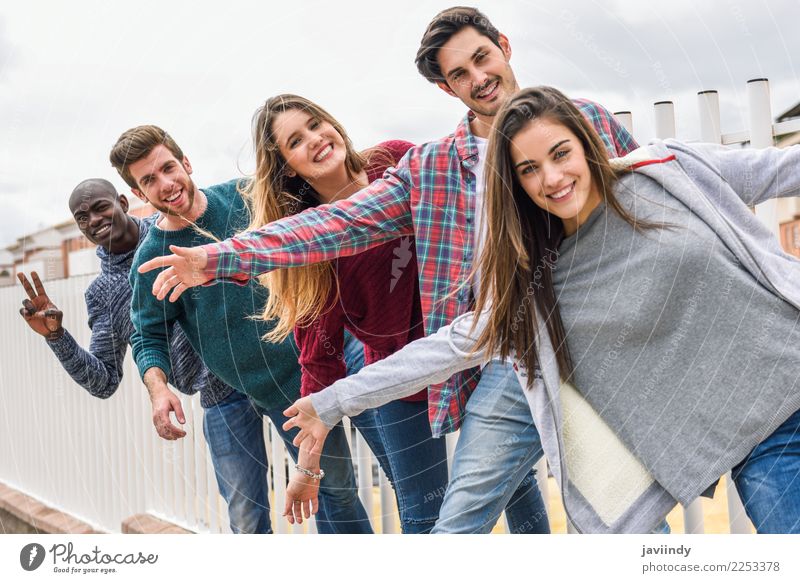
[112,126,373,533]
[138,7,638,533]
[17,178,276,533]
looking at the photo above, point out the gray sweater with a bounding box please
[47,215,233,408]
[309,140,800,532]
[555,172,800,504]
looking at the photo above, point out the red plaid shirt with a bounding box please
[204,101,638,436]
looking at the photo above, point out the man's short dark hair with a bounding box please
[415,6,502,85]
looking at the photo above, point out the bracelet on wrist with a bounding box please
[295,464,325,481]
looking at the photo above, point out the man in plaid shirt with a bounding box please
[141,6,638,533]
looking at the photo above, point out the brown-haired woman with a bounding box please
[242,94,448,533]
[284,86,800,533]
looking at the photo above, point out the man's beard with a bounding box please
[154,181,196,217]
[469,72,515,117]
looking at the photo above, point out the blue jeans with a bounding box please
[373,399,449,533]
[297,419,373,534]
[203,390,271,534]
[731,407,800,533]
[432,360,550,534]
[342,333,449,533]
[204,389,372,534]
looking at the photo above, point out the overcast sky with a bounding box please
[1,0,798,248]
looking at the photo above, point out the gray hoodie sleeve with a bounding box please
[310,311,493,428]
[667,140,800,206]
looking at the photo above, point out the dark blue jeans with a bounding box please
[204,389,372,534]
[373,398,449,533]
[203,390,271,533]
[343,334,449,533]
[732,407,800,533]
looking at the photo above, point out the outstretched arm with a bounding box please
[282,311,493,452]
[138,159,416,302]
[670,140,800,206]
[19,271,129,399]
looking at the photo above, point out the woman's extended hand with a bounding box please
[283,396,331,456]
[137,245,211,302]
[283,439,322,525]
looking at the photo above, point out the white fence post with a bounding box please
[653,101,705,533]
[614,111,633,136]
[355,431,374,529]
[748,78,780,238]
[445,431,458,478]
[698,90,722,143]
[379,469,397,534]
[726,474,752,534]
[269,422,289,534]
[653,101,676,139]
[535,457,549,521]
[655,100,707,533]
[696,84,755,535]
[683,499,706,534]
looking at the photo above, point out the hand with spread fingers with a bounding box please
[136,244,211,302]
[283,396,331,457]
[283,439,322,525]
[18,271,64,340]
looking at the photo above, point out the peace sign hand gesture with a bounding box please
[18,271,64,340]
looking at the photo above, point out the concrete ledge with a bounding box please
[0,481,102,534]
[122,514,193,534]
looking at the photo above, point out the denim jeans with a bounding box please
[204,389,372,534]
[342,333,449,533]
[431,360,550,534]
[203,390,271,533]
[373,398,449,533]
[341,333,391,496]
[731,407,800,533]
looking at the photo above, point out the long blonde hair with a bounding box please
[242,94,370,342]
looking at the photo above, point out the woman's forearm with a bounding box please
[310,311,492,427]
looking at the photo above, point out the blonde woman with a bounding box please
[238,95,448,532]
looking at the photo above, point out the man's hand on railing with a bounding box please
[17,271,64,340]
[143,367,187,440]
[137,244,211,303]
[283,440,322,525]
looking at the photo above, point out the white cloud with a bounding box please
[1,0,798,246]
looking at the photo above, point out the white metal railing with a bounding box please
[0,274,403,534]
[3,77,791,534]
[1,274,224,533]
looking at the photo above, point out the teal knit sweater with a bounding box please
[130,180,301,411]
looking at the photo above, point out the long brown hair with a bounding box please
[241,94,374,342]
[473,86,660,386]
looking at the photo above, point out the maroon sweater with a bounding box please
[294,140,427,401]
